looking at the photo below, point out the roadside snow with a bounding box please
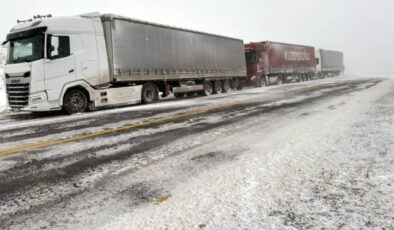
[99,78,394,229]
[0,68,8,113]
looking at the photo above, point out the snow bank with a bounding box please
[0,68,9,113]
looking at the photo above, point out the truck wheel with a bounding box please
[222,80,231,92]
[231,79,239,90]
[213,80,222,94]
[237,79,244,90]
[260,77,267,87]
[278,76,284,85]
[203,81,213,96]
[142,83,159,104]
[63,89,88,114]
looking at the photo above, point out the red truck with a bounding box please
[245,41,316,86]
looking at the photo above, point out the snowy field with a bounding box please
[0,77,393,229]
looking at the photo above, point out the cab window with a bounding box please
[245,51,257,63]
[47,35,70,59]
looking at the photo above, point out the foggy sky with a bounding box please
[0,0,393,76]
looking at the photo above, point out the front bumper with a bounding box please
[19,91,62,112]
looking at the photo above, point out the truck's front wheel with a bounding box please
[63,89,88,114]
[142,83,159,104]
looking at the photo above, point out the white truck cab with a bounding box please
[3,13,141,114]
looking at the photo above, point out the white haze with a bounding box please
[0,0,393,76]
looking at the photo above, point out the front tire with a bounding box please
[63,89,88,114]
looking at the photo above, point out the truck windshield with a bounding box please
[7,34,44,64]
[245,51,257,63]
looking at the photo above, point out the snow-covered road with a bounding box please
[0,77,393,229]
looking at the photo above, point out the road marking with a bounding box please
[0,84,332,157]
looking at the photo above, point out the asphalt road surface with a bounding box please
[0,77,393,229]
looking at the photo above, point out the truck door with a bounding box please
[44,34,76,101]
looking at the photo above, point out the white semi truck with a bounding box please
[3,13,246,114]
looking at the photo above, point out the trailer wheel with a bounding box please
[231,79,239,90]
[203,81,213,96]
[237,80,244,90]
[260,77,267,87]
[213,80,222,94]
[63,89,88,114]
[278,76,284,85]
[142,83,159,104]
[222,80,231,92]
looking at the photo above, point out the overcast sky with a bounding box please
[0,0,393,76]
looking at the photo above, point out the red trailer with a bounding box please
[245,41,316,86]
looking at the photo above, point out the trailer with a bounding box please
[2,13,246,114]
[315,49,344,78]
[245,41,316,86]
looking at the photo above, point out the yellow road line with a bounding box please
[0,84,328,157]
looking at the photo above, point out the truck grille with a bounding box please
[5,73,31,108]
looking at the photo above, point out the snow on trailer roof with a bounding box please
[99,13,244,42]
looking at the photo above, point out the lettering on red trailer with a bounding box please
[284,51,311,62]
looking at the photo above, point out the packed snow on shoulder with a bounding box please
[0,68,9,113]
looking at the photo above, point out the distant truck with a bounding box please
[315,49,344,78]
[244,41,316,86]
[2,13,246,114]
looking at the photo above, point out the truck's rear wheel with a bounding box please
[222,80,231,92]
[203,81,213,96]
[213,80,222,94]
[142,83,159,104]
[260,77,267,87]
[278,76,284,85]
[63,89,88,114]
[237,79,244,90]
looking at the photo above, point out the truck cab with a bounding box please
[3,14,112,113]
[244,43,267,87]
